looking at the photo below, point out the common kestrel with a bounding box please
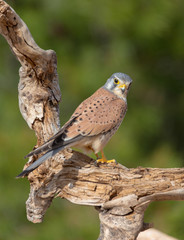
[17,72,132,177]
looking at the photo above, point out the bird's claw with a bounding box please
[96,158,117,164]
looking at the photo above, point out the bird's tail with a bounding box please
[24,139,55,158]
[16,146,64,178]
[17,117,80,178]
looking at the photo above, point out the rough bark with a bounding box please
[0,1,183,240]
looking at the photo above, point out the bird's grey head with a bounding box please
[103,72,132,100]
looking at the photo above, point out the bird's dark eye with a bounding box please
[114,78,119,84]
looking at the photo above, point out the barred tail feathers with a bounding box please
[16,146,64,178]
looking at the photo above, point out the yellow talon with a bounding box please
[96,150,116,164]
[97,158,116,163]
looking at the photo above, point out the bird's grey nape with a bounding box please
[103,77,114,91]
[103,72,132,91]
[112,72,132,83]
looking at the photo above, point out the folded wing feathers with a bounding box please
[24,116,79,158]
[18,89,126,177]
[16,147,63,178]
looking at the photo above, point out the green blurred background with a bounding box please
[0,0,184,239]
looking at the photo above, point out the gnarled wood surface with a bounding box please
[0,1,183,239]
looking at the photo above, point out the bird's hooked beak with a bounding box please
[118,81,132,93]
[118,84,126,93]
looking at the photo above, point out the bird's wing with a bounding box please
[25,88,127,158]
[17,88,127,178]
[24,115,80,158]
[18,116,83,178]
[64,88,127,140]
[17,147,63,178]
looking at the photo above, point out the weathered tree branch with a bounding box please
[0,1,183,240]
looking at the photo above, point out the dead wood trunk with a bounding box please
[0,1,183,239]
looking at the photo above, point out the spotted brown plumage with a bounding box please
[17,72,132,178]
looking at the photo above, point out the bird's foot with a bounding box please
[96,158,117,164]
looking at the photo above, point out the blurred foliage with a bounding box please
[0,0,184,239]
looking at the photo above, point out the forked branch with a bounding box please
[0,1,183,240]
